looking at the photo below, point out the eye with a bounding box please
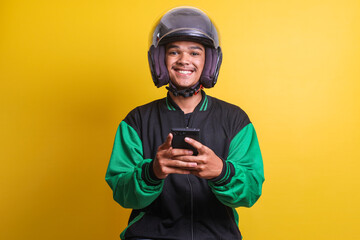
[168,50,178,56]
[190,51,201,56]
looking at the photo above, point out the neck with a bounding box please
[169,91,202,114]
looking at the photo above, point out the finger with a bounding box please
[159,133,173,150]
[173,155,202,164]
[167,159,198,169]
[184,137,205,152]
[170,148,193,157]
[166,168,192,175]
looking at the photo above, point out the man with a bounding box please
[106,7,264,240]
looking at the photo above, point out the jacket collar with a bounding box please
[165,90,210,112]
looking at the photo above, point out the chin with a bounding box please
[171,80,199,89]
[176,84,192,90]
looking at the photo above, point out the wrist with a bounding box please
[208,159,235,186]
[141,160,163,186]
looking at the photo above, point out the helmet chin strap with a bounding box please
[166,82,203,98]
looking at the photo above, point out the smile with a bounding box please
[177,70,192,74]
[173,68,195,75]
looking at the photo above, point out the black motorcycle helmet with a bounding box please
[148,7,223,97]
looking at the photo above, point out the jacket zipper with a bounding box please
[187,175,194,240]
[185,111,194,239]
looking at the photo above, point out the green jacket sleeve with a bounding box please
[105,121,164,209]
[208,123,264,208]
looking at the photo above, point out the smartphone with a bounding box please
[171,128,200,156]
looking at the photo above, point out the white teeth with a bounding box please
[178,70,192,74]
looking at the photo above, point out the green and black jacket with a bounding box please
[106,91,264,240]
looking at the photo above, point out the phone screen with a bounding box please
[171,128,200,156]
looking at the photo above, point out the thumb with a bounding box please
[159,133,173,150]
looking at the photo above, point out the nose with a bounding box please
[176,53,190,65]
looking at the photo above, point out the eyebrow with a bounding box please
[167,44,204,51]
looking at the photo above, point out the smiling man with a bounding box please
[106,7,264,240]
[166,41,205,91]
[164,41,205,115]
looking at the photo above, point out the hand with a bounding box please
[153,133,198,179]
[173,137,224,179]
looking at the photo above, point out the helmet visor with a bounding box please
[152,7,219,48]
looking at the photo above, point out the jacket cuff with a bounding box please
[141,160,163,186]
[209,159,235,186]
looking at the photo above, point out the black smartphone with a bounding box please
[171,128,200,156]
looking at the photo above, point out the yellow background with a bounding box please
[1,0,359,239]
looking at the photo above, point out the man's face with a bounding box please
[165,41,205,90]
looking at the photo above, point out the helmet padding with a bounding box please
[148,45,169,88]
[200,47,222,88]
